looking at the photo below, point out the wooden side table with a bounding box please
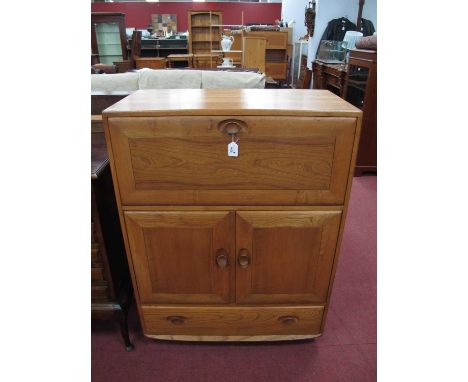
[312,61,348,97]
[167,53,194,68]
[135,57,166,69]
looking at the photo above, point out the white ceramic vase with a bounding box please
[221,35,234,52]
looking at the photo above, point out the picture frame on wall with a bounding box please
[151,14,177,36]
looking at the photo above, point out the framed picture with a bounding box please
[151,14,177,36]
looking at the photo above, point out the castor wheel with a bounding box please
[125,343,134,352]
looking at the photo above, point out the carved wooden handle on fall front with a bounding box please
[166,316,186,325]
[216,248,229,268]
[218,119,247,135]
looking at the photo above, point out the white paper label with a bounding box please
[228,142,238,157]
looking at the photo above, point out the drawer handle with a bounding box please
[278,316,299,325]
[238,248,251,268]
[218,119,247,135]
[167,316,186,325]
[215,249,229,268]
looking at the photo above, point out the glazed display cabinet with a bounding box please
[91,12,127,64]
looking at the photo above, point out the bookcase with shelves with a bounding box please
[188,10,223,68]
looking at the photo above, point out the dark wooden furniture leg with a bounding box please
[117,283,134,351]
[118,310,133,351]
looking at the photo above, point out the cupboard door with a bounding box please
[125,211,234,304]
[236,211,341,304]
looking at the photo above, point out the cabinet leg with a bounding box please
[117,310,134,351]
[354,166,377,177]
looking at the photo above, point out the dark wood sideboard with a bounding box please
[312,61,348,97]
[312,49,376,175]
[92,94,134,351]
[343,49,377,176]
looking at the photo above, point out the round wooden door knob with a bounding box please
[216,249,229,268]
[238,248,251,268]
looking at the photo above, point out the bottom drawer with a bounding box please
[142,306,324,337]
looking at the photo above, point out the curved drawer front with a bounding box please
[142,305,324,336]
[107,116,356,205]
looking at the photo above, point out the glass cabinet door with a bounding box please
[344,64,369,109]
[95,22,123,64]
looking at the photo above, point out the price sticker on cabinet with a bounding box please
[228,141,238,157]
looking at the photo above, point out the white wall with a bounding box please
[362,0,377,31]
[281,0,307,43]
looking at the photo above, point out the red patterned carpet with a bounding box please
[92,176,377,382]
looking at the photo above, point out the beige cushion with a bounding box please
[138,68,202,89]
[201,71,265,89]
[91,72,139,92]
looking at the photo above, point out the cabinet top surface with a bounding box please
[103,89,361,117]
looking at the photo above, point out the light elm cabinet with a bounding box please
[103,89,361,341]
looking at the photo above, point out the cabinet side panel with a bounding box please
[320,115,363,332]
[103,114,148,333]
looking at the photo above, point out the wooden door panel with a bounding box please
[247,31,288,49]
[265,62,288,80]
[125,211,235,304]
[236,211,341,304]
[108,116,356,205]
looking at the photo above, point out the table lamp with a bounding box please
[343,31,363,62]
